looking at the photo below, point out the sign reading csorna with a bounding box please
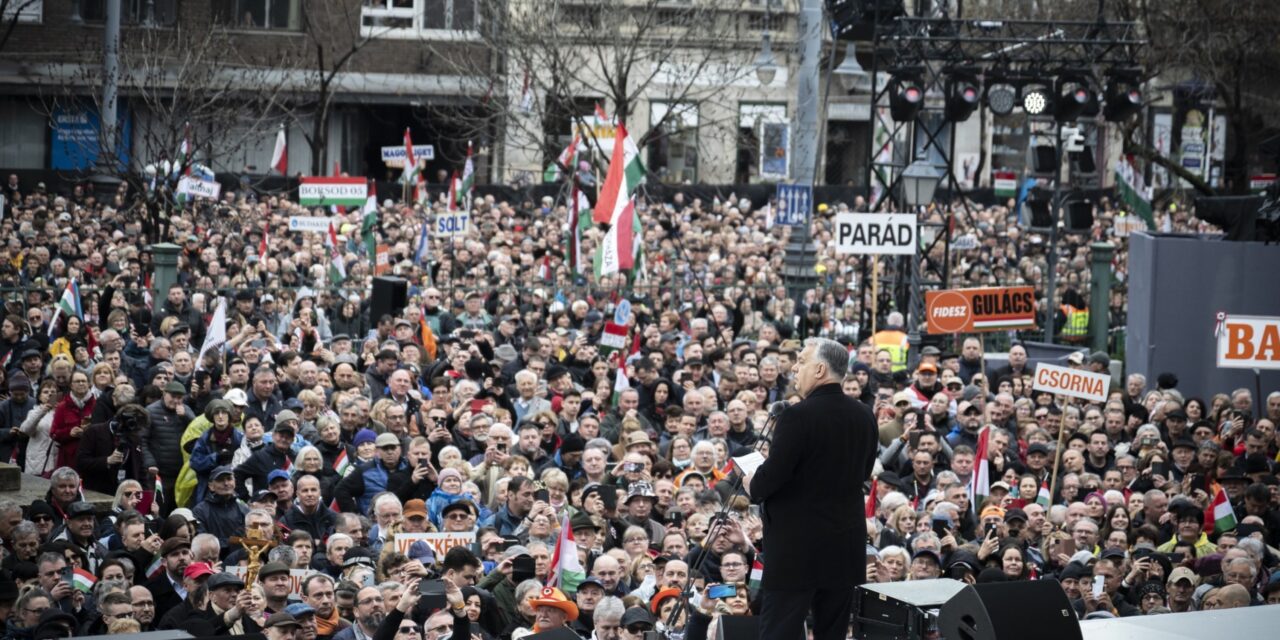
[924,287,1037,334]
[1032,363,1112,403]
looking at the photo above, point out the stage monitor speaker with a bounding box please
[854,579,966,640]
[371,276,408,324]
[937,581,1080,640]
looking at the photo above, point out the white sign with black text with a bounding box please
[834,213,917,255]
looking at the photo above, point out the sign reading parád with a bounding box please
[834,213,917,255]
[1216,314,1280,370]
[1032,363,1112,403]
[925,287,1037,334]
[299,177,368,206]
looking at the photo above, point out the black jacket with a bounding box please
[143,399,195,478]
[76,422,147,495]
[191,491,249,549]
[749,383,877,590]
[234,443,294,499]
[281,502,338,540]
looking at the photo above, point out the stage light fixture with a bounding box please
[889,73,924,122]
[1054,76,1096,122]
[986,83,1017,116]
[1103,70,1144,121]
[1022,86,1050,115]
[945,75,981,122]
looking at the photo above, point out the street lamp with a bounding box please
[833,43,870,93]
[901,160,943,209]
[755,32,779,86]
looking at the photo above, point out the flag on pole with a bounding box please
[327,222,347,283]
[611,362,630,407]
[1014,177,1038,226]
[194,298,226,371]
[270,125,288,174]
[545,133,580,183]
[47,279,82,337]
[361,181,378,257]
[595,102,610,123]
[401,128,419,184]
[145,554,164,580]
[72,567,96,593]
[519,68,534,112]
[970,426,991,511]
[259,222,269,257]
[1115,155,1155,229]
[414,219,430,267]
[594,125,648,276]
[547,515,586,595]
[748,558,764,592]
[1209,487,1237,533]
[457,142,474,209]
[1036,480,1052,508]
[592,124,645,225]
[537,255,552,282]
[153,474,165,508]
[446,170,459,212]
[566,186,590,275]
[865,477,878,518]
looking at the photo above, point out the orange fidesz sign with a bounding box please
[924,287,1037,334]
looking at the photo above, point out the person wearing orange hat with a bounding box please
[528,585,579,633]
[903,361,943,409]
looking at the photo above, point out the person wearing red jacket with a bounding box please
[49,370,95,469]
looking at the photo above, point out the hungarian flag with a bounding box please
[456,142,474,209]
[610,359,631,407]
[361,182,379,257]
[537,255,552,282]
[547,515,586,594]
[1036,480,1052,508]
[153,474,165,507]
[1208,487,1237,534]
[545,133,580,183]
[270,124,288,174]
[327,222,347,284]
[969,426,991,512]
[865,477,878,518]
[594,124,645,276]
[446,170,459,212]
[145,554,164,580]
[748,558,764,591]
[47,278,82,337]
[72,567,96,593]
[401,128,419,184]
[595,102,611,123]
[567,186,591,275]
[333,450,352,476]
[259,221,269,257]
[1115,155,1154,229]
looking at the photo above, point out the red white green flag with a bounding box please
[547,514,586,594]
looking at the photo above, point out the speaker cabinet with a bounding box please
[371,276,408,324]
[937,581,1080,640]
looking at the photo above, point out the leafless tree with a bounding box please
[0,0,40,52]
[419,0,774,184]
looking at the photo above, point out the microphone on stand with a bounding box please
[767,400,788,417]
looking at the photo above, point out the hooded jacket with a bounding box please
[191,490,249,548]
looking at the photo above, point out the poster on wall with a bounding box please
[51,105,132,171]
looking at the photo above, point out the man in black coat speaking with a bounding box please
[747,337,878,640]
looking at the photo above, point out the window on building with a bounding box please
[737,103,787,183]
[2,0,42,24]
[80,0,177,26]
[647,101,698,184]
[212,0,302,30]
[361,0,479,38]
[0,98,46,169]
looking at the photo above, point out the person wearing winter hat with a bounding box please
[0,371,35,467]
[427,467,476,527]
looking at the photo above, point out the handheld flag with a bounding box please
[361,181,379,257]
[72,567,96,593]
[327,222,347,283]
[414,219,430,266]
[47,278,82,337]
[401,128,419,184]
[547,515,586,594]
[194,298,227,371]
[969,426,991,512]
[333,450,352,477]
[748,558,764,592]
[1036,480,1052,508]
[1209,487,1237,534]
[457,142,474,209]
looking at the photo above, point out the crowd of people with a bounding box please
[0,171,1274,640]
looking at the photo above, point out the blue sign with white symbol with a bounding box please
[614,299,631,325]
[775,184,812,227]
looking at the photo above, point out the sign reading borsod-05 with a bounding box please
[924,287,1037,334]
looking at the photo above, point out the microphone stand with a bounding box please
[662,401,788,634]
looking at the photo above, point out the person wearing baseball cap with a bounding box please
[154,562,217,629]
[1166,566,1200,613]
[528,585,579,633]
[905,361,942,409]
[234,410,296,501]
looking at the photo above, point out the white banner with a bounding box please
[834,213,917,255]
[288,216,333,233]
[1216,314,1280,370]
[434,211,471,237]
[1032,363,1112,403]
[177,176,221,200]
[393,532,476,559]
[382,145,436,168]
